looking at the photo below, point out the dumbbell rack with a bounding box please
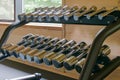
[0,7,120,80]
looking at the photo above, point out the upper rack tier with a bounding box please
[18,6,120,25]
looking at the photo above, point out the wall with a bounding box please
[64,0,120,58]
[0,23,63,44]
[64,0,120,8]
[63,0,120,79]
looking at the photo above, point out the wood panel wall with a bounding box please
[63,0,120,80]
[64,0,120,58]
[64,0,120,8]
[0,24,63,44]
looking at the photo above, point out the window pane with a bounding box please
[0,0,14,21]
[24,0,62,13]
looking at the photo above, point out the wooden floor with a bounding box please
[0,24,120,80]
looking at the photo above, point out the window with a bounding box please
[0,0,15,21]
[0,0,62,27]
[24,0,62,13]
[23,0,62,27]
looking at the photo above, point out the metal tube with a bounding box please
[0,54,9,62]
[80,19,120,80]
[90,56,120,80]
[8,73,41,80]
[0,21,28,55]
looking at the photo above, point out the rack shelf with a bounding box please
[18,11,120,25]
[7,57,79,79]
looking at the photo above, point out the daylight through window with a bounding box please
[24,0,62,13]
[0,0,14,21]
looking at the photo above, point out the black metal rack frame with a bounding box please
[0,13,120,80]
[80,19,120,80]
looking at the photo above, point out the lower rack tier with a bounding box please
[1,34,112,79]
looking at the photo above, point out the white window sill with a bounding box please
[26,23,62,27]
[0,22,12,24]
[0,22,62,27]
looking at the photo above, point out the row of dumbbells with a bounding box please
[1,34,111,74]
[18,5,119,22]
